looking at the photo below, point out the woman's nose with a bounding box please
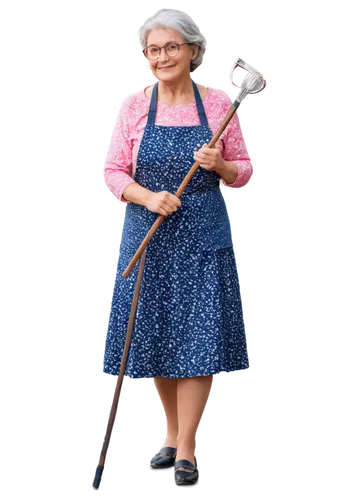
[158,49,169,63]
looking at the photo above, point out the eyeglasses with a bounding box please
[142,41,193,60]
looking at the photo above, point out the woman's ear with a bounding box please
[191,44,199,60]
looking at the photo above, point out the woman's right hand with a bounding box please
[145,191,182,216]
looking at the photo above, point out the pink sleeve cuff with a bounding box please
[221,160,253,188]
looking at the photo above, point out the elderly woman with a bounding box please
[102,8,252,485]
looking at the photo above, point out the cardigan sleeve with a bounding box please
[103,95,137,204]
[219,92,253,188]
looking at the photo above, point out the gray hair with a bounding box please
[138,8,206,72]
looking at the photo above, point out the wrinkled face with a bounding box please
[145,28,199,81]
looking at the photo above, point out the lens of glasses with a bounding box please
[145,43,180,60]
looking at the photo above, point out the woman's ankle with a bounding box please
[163,432,178,448]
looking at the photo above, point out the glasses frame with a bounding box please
[142,41,193,60]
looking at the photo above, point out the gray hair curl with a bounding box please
[138,8,206,72]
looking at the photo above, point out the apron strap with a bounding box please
[192,80,209,127]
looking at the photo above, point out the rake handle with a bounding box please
[93,248,147,489]
[121,103,239,279]
[93,105,237,489]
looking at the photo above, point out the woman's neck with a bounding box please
[157,77,194,105]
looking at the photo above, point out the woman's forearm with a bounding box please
[122,181,153,206]
[215,159,238,185]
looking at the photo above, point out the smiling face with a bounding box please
[145,28,199,82]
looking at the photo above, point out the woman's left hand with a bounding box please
[193,143,225,172]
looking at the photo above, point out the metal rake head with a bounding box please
[230,58,266,103]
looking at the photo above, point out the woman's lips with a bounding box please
[159,65,175,70]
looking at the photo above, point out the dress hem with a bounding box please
[101,364,252,382]
[103,364,249,379]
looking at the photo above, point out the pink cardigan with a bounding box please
[104,86,253,204]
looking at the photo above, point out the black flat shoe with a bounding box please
[174,456,199,485]
[150,446,177,468]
